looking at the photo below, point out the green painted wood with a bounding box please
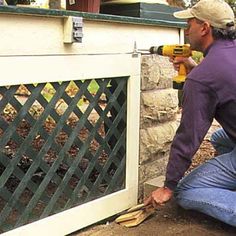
[0,84,45,188]
[86,128,126,200]
[0,5,187,28]
[0,82,69,226]
[104,156,126,194]
[66,77,127,207]
[15,81,88,226]
[100,2,184,23]
[0,86,19,111]
[34,93,87,183]
[40,79,110,217]
[0,77,127,232]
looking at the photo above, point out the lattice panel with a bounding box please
[0,77,127,232]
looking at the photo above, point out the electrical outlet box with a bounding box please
[64,16,83,43]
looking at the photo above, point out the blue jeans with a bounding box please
[174,128,236,227]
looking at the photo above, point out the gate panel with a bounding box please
[0,54,140,236]
[0,77,128,233]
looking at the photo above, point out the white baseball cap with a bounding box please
[173,0,235,29]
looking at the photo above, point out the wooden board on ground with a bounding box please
[115,204,155,227]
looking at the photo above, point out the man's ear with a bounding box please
[201,22,211,36]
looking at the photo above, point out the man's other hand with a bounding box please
[144,187,173,208]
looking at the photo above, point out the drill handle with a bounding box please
[179,63,187,77]
[173,58,187,88]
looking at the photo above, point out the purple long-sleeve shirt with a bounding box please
[165,39,236,190]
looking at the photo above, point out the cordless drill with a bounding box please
[149,44,192,89]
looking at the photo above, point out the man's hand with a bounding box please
[170,56,197,74]
[144,187,173,208]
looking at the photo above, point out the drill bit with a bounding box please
[132,41,151,56]
[136,49,151,54]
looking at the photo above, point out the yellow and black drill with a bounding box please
[149,44,192,89]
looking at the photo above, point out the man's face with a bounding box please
[185,18,205,52]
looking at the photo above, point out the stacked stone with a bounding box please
[139,54,179,197]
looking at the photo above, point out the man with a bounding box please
[145,0,236,227]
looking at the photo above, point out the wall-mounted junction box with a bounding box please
[64,16,83,43]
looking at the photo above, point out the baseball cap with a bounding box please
[173,0,235,29]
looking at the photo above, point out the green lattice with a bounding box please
[0,77,127,232]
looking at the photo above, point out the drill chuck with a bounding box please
[149,46,163,55]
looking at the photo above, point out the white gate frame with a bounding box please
[0,53,141,236]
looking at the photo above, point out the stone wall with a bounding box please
[139,54,179,197]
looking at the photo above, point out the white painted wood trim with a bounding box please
[2,54,141,236]
[0,14,181,56]
[0,54,140,86]
[2,189,136,236]
[126,74,140,193]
